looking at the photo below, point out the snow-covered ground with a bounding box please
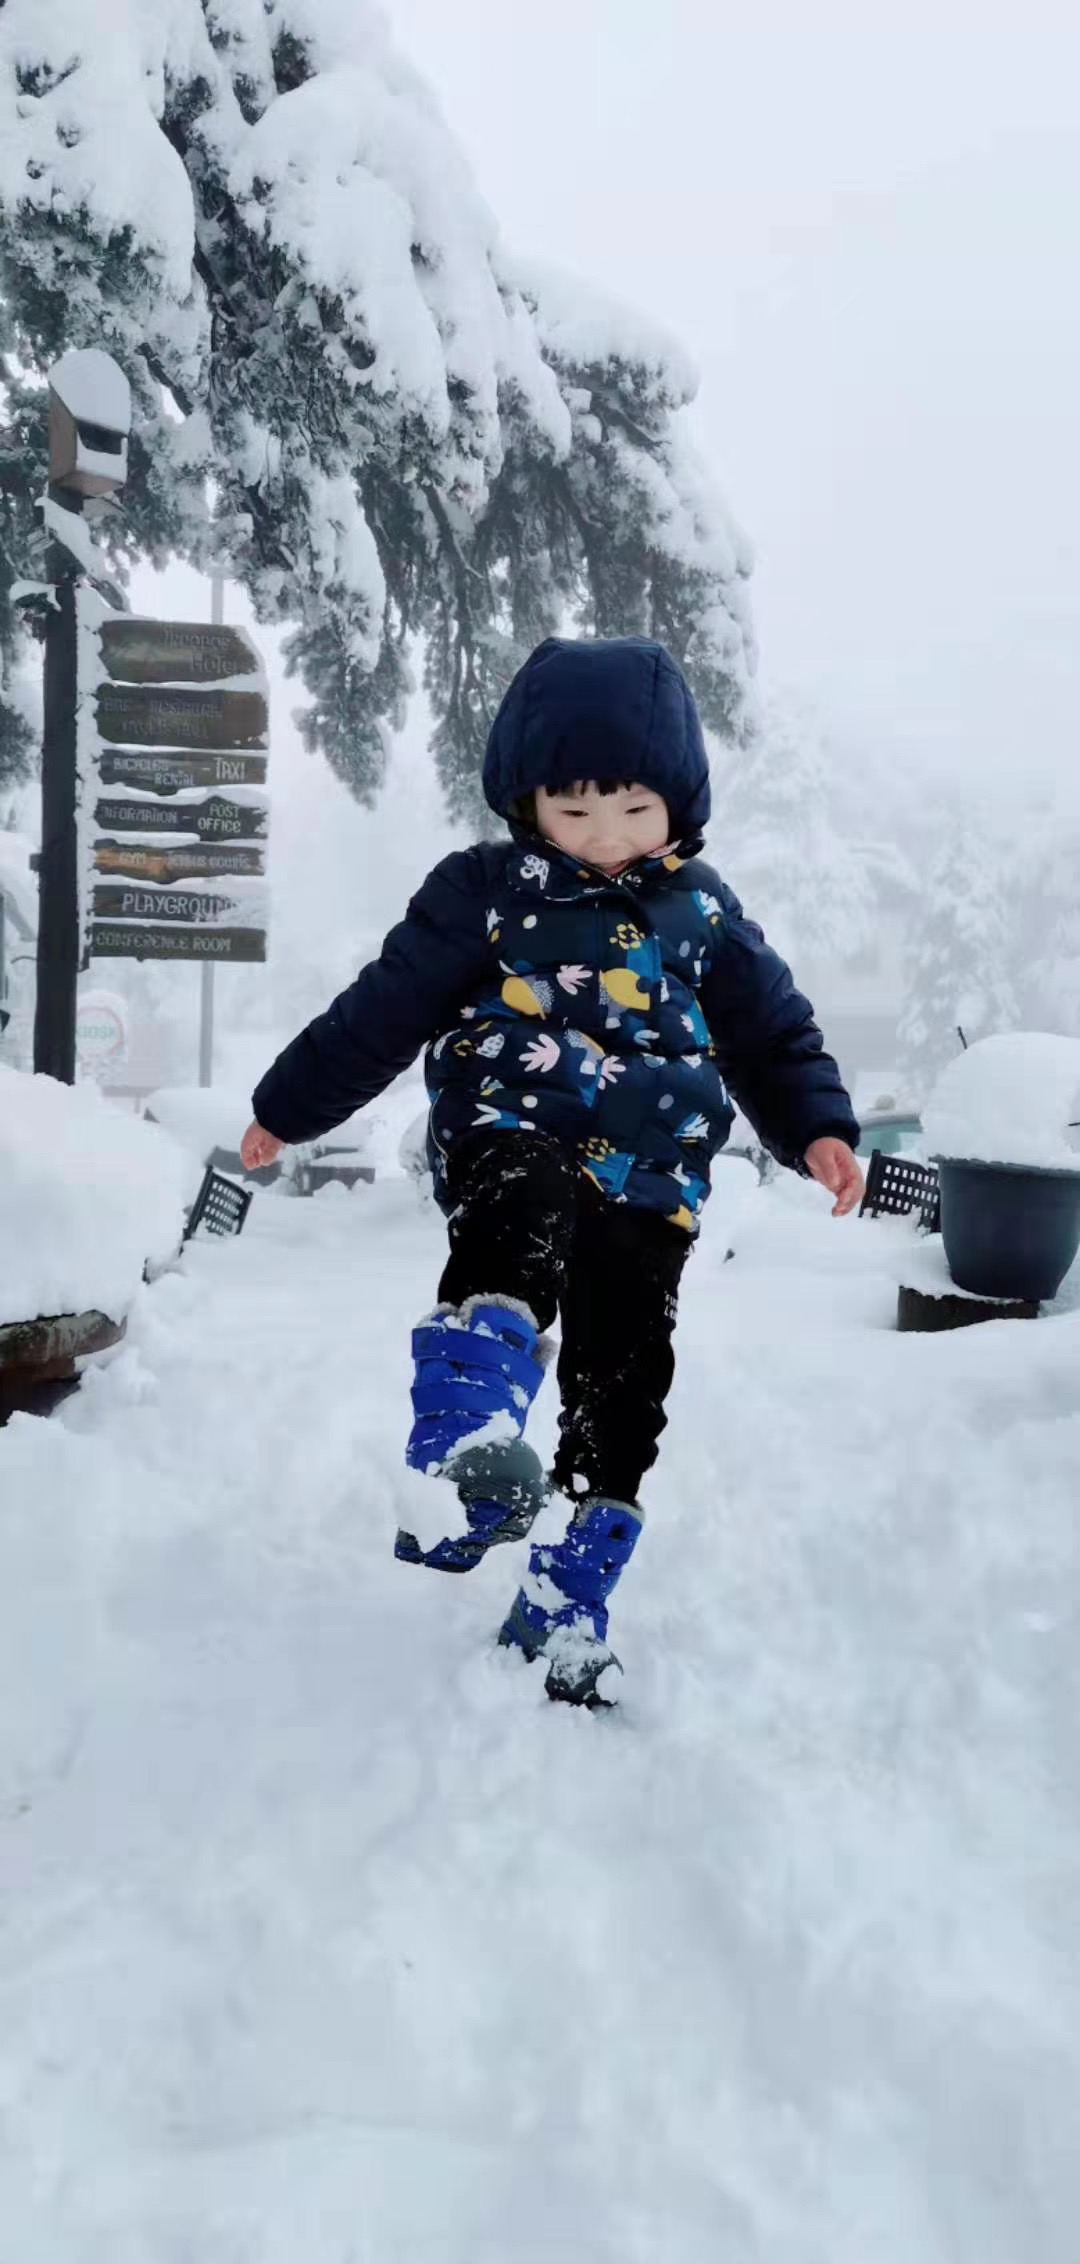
[2,1164,1079,2261]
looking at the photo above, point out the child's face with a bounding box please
[533,781,672,874]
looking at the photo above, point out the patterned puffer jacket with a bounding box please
[253,834,858,1237]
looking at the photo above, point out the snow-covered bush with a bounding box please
[923,1032,1080,1172]
[0,1066,198,1325]
[0,0,754,812]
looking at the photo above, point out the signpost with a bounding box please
[92,881,268,926]
[94,795,268,841]
[96,750,268,793]
[99,618,262,684]
[94,841,265,883]
[85,570,272,1015]
[90,924,267,964]
[26,349,271,1082]
[95,684,268,750]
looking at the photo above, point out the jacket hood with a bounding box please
[482,636,712,838]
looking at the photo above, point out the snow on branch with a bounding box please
[0,0,756,810]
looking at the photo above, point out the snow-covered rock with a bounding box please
[923,1032,1080,1172]
[0,1066,199,1327]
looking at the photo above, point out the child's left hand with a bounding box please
[804,1137,865,1217]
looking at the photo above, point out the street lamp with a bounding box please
[48,347,131,499]
[34,348,131,1082]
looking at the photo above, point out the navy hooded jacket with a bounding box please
[253,637,858,1234]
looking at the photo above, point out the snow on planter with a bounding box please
[923,1033,1080,1171]
[923,1034,1080,1303]
[0,1066,199,1329]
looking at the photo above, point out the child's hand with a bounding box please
[241,1119,285,1171]
[805,1137,865,1217]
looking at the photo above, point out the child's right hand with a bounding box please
[241,1119,285,1171]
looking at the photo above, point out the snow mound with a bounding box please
[924,1032,1080,1172]
[0,1067,199,1328]
[145,1086,257,1161]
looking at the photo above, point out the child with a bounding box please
[243,636,863,1707]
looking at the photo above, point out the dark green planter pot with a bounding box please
[938,1157,1080,1303]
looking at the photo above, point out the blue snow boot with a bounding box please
[394,1297,550,1573]
[498,1495,644,1707]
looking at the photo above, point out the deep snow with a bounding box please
[1,1162,1079,2261]
[0,1065,197,1328]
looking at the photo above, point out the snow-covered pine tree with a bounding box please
[0,355,46,789]
[424,257,757,817]
[0,0,754,816]
[897,821,1020,1099]
[711,691,909,966]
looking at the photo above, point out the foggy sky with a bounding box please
[389,0,1080,802]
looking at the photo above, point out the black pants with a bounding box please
[438,1131,690,1504]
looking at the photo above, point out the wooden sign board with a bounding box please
[99,618,263,686]
[93,882,267,927]
[95,685,269,751]
[94,839,265,884]
[97,751,268,794]
[94,794,269,841]
[91,923,266,964]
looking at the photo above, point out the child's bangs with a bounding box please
[551,778,641,800]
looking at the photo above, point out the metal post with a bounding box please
[33,541,81,1080]
[196,941,213,1082]
[197,564,227,1086]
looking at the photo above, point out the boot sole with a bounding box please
[395,1524,526,1574]
[498,1607,622,1708]
[546,1678,618,1712]
[495,1637,621,1710]
[544,1653,622,1709]
[396,1440,549,1574]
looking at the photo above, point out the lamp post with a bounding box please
[33,348,131,1081]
